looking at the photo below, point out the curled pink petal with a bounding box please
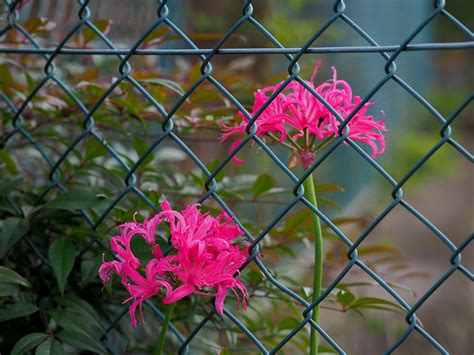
[214,286,227,315]
[229,138,245,164]
[163,284,196,304]
[98,259,122,283]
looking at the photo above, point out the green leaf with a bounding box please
[47,190,109,210]
[24,71,36,92]
[131,136,148,156]
[284,209,310,233]
[358,245,400,256]
[336,290,356,308]
[81,20,112,46]
[132,136,154,165]
[35,338,64,355]
[314,183,344,193]
[351,305,402,313]
[11,333,49,355]
[337,281,416,297]
[120,100,149,127]
[21,205,34,217]
[80,256,101,288]
[0,176,22,195]
[49,309,85,333]
[252,173,275,198]
[0,282,19,296]
[143,27,171,46]
[23,17,55,34]
[0,266,31,287]
[140,78,186,96]
[84,139,108,160]
[330,216,367,226]
[348,297,405,313]
[0,302,38,322]
[0,63,13,89]
[205,159,224,183]
[108,97,144,124]
[49,308,102,337]
[279,316,299,330]
[318,345,338,353]
[59,296,102,328]
[48,240,76,295]
[244,269,262,285]
[0,217,29,258]
[301,287,313,298]
[277,244,296,258]
[57,329,106,354]
[0,149,18,175]
[317,196,340,210]
[0,282,20,297]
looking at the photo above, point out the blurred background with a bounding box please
[1,0,473,354]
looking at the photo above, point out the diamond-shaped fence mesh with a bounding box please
[0,0,472,354]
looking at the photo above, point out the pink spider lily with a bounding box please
[157,201,249,314]
[99,200,249,327]
[99,220,174,327]
[220,60,387,167]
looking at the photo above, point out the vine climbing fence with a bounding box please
[0,0,473,354]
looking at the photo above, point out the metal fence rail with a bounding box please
[1,0,473,354]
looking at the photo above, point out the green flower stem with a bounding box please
[267,133,298,150]
[303,173,324,355]
[155,302,177,355]
[313,135,335,151]
[287,134,303,150]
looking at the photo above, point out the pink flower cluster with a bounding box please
[220,60,386,165]
[99,200,249,327]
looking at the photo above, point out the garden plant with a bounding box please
[0,1,472,354]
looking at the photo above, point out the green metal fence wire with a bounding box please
[1,0,473,354]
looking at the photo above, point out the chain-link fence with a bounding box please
[1,0,473,354]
